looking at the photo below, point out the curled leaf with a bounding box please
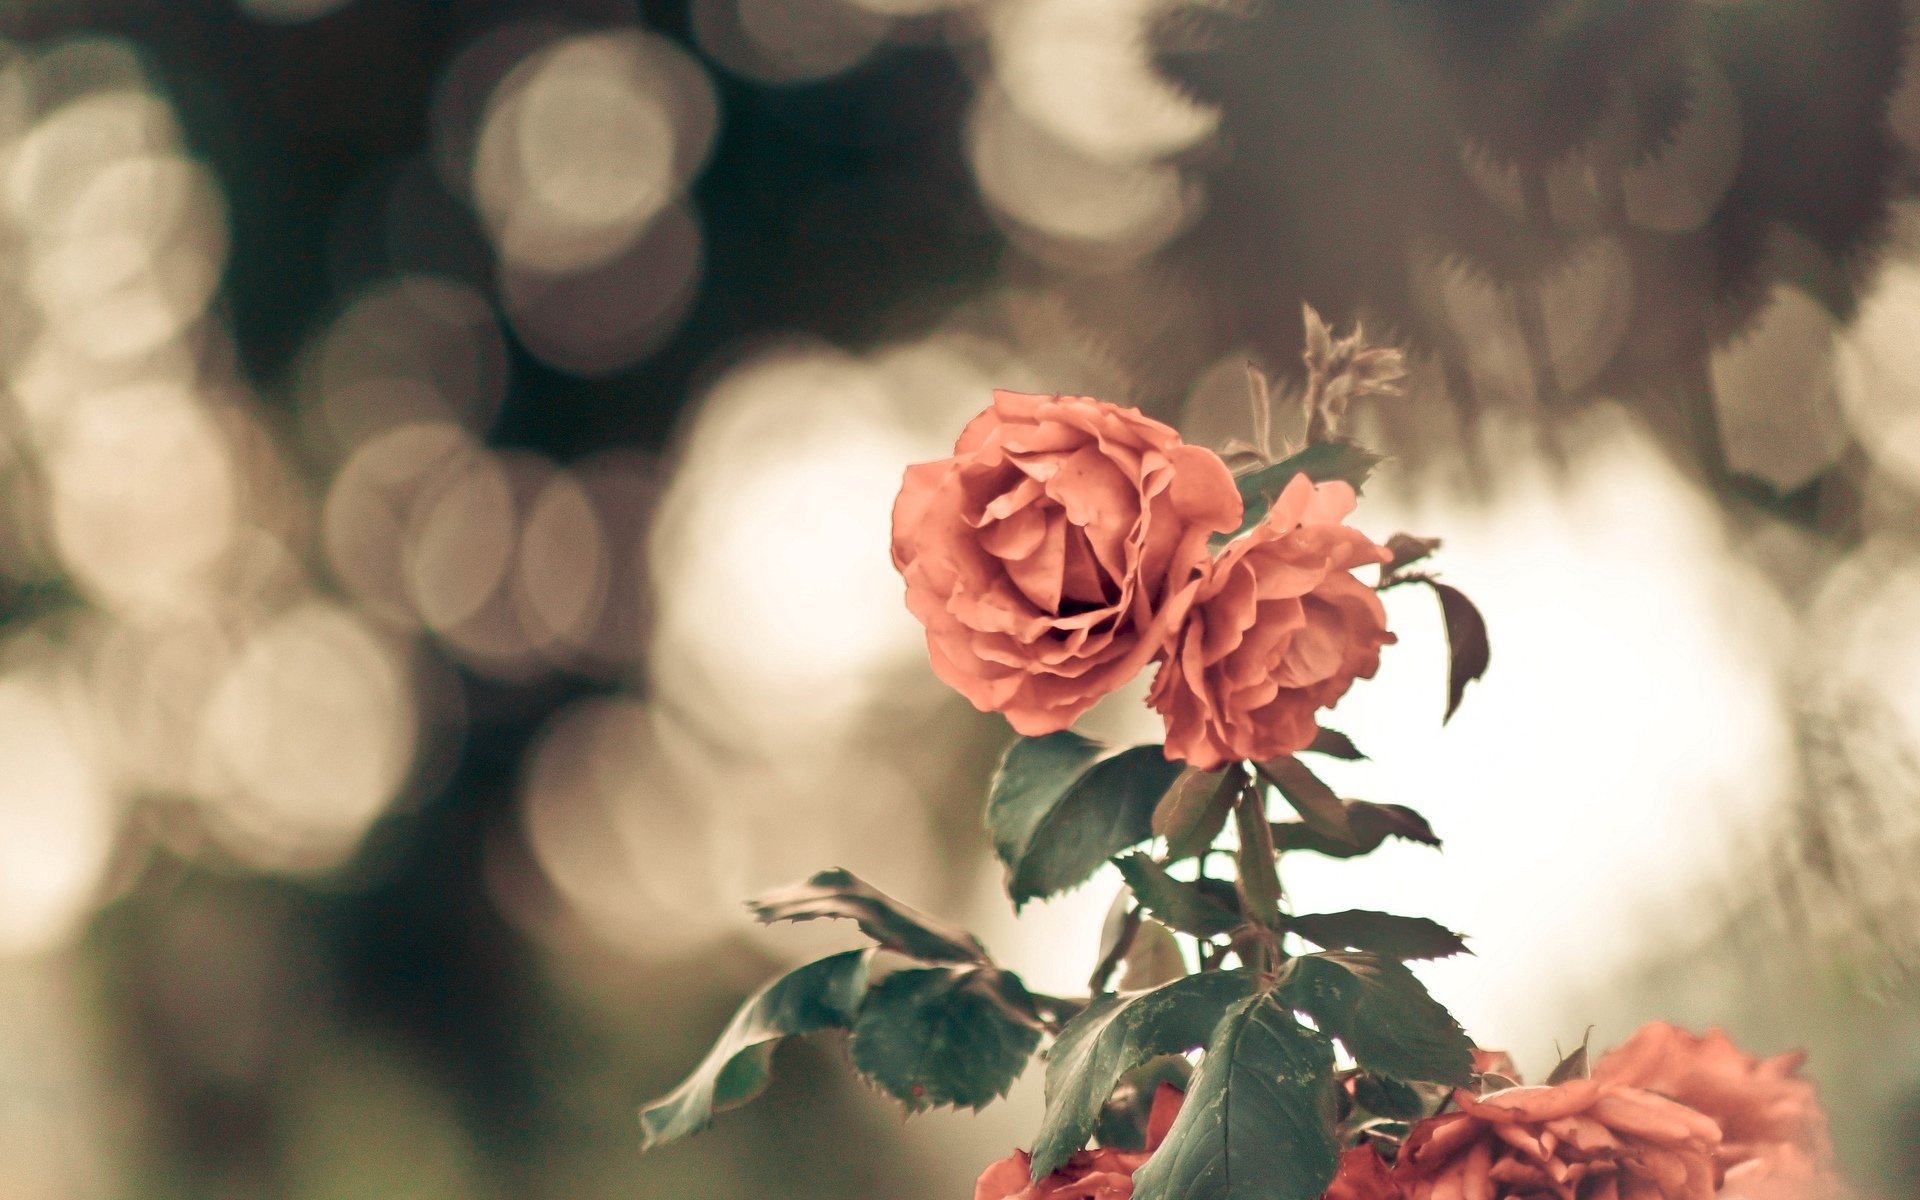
[750,868,987,963]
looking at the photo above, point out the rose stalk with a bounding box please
[634,310,1844,1200]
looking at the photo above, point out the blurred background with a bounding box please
[1,0,1919,1195]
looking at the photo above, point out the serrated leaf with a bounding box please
[1270,801,1441,858]
[1095,1056,1194,1152]
[1285,952,1473,1088]
[1152,767,1234,861]
[1113,853,1240,939]
[1130,994,1342,1200]
[848,967,1040,1111]
[1225,442,1386,541]
[988,733,1185,908]
[641,950,870,1149]
[749,868,987,963]
[1545,1030,1592,1086]
[1351,1073,1426,1120]
[1432,582,1489,722]
[1255,756,1354,843]
[1303,728,1366,761]
[1284,910,1469,961]
[1032,970,1255,1178]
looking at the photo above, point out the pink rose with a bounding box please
[1594,1022,1844,1199]
[893,391,1241,735]
[1149,473,1394,769]
[1395,1080,1723,1200]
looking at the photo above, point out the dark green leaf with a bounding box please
[1153,767,1234,861]
[1380,534,1441,576]
[1545,1030,1592,1086]
[1351,1073,1427,1120]
[1032,970,1255,1177]
[1094,1055,1194,1152]
[988,733,1185,908]
[1255,756,1353,843]
[640,950,870,1149]
[849,967,1041,1111]
[1285,953,1473,1088]
[1303,728,1366,761]
[749,868,987,963]
[1225,442,1385,540]
[1284,910,1469,961]
[1432,582,1489,722]
[1270,801,1441,858]
[1113,853,1240,939]
[1130,994,1342,1200]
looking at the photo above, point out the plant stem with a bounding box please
[1230,768,1287,977]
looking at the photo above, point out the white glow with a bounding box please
[0,672,117,957]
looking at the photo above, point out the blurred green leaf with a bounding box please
[1284,910,1469,961]
[640,950,871,1150]
[1119,918,1190,991]
[1152,767,1234,861]
[1545,1030,1592,1086]
[988,733,1184,908]
[749,868,987,963]
[1350,1073,1426,1120]
[1270,801,1441,858]
[1285,952,1473,1088]
[1032,970,1256,1178]
[848,967,1040,1111]
[1130,993,1341,1200]
[1256,756,1353,843]
[1303,728,1366,761]
[1432,582,1490,722]
[1224,442,1384,541]
[1113,853,1240,940]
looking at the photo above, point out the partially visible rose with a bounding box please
[893,390,1241,736]
[1395,1079,1722,1200]
[1594,1022,1843,1199]
[1149,473,1394,770]
[973,1084,1182,1200]
[973,1087,1399,1200]
[1324,1146,1400,1200]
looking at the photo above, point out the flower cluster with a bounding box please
[976,1023,1843,1200]
[892,389,1393,766]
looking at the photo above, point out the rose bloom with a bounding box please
[1395,1079,1722,1200]
[893,391,1241,735]
[1594,1023,1843,1199]
[973,1088,1399,1200]
[1149,472,1394,770]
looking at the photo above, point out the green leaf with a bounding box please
[1545,1030,1592,1086]
[1225,442,1386,540]
[1152,767,1234,861]
[988,733,1184,908]
[640,950,871,1149]
[1284,953,1473,1088]
[749,868,987,963]
[1130,994,1342,1200]
[848,967,1041,1111]
[1351,1073,1427,1120]
[1255,756,1353,843]
[1432,582,1490,722]
[1303,728,1366,761]
[1380,533,1441,576]
[1284,910,1469,961]
[1270,801,1441,858]
[1032,970,1255,1178]
[1113,853,1241,939]
[1094,1055,1195,1152]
